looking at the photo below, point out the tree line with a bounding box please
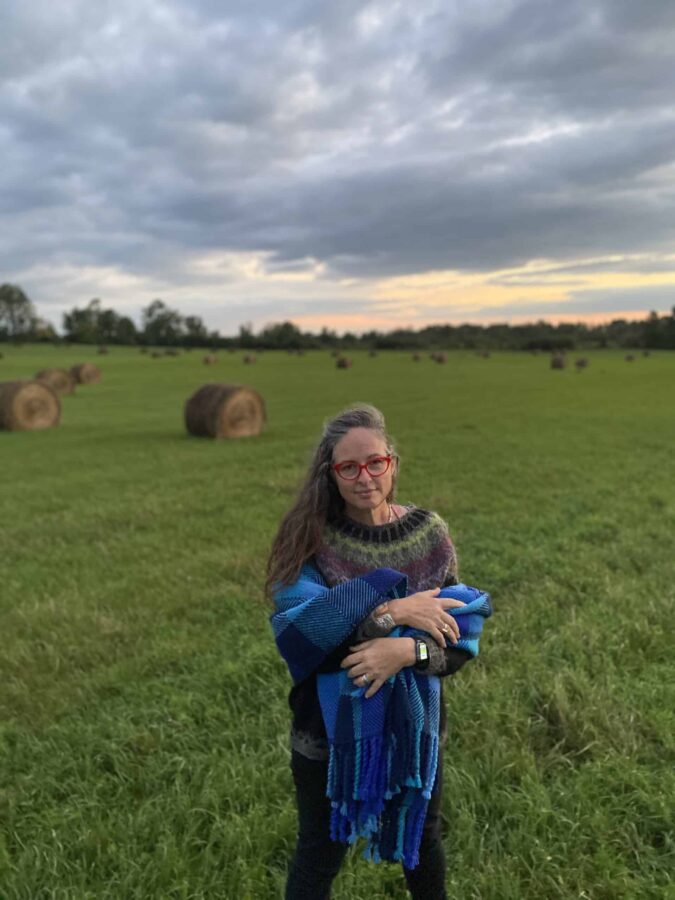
[1,282,674,351]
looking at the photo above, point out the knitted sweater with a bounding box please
[289,505,472,760]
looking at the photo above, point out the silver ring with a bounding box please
[441,623,449,633]
[361,674,369,685]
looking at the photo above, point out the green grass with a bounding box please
[1,344,674,899]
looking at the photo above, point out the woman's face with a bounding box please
[331,427,396,515]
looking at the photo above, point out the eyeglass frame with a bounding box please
[330,455,394,481]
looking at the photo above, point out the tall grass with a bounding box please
[0,345,673,898]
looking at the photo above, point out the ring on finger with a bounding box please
[361,674,370,685]
[441,623,449,633]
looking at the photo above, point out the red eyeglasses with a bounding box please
[331,455,393,481]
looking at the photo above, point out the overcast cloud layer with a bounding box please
[2,0,675,330]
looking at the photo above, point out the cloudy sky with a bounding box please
[2,0,675,334]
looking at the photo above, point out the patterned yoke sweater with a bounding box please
[289,505,472,760]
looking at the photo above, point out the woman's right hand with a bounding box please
[386,589,465,648]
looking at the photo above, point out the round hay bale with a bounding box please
[0,380,61,431]
[575,357,589,371]
[97,345,109,355]
[412,353,421,362]
[70,362,101,385]
[203,354,218,365]
[243,354,257,364]
[35,367,76,395]
[550,354,566,370]
[625,354,635,362]
[336,357,352,369]
[185,383,266,439]
[434,352,447,364]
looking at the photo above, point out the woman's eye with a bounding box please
[341,464,358,476]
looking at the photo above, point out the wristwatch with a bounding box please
[414,638,430,670]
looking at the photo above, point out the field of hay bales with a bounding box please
[1,344,673,899]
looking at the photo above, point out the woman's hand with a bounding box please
[384,589,466,648]
[341,638,415,699]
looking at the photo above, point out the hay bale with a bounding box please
[243,354,257,364]
[70,362,101,385]
[625,354,635,362]
[185,383,266,439]
[97,346,109,355]
[164,348,179,357]
[336,357,352,369]
[151,351,163,359]
[35,367,76,395]
[412,353,421,361]
[550,354,566,370]
[0,380,61,431]
[575,358,589,371]
[433,352,447,364]
[203,354,218,365]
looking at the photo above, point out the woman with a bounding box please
[267,404,491,900]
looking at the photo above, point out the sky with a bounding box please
[2,0,675,335]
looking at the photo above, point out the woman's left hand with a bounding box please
[341,637,414,698]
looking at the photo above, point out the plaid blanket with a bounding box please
[271,561,492,868]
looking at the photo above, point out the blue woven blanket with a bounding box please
[271,561,492,868]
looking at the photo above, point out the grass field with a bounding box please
[1,344,674,899]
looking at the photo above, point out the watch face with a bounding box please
[417,640,428,661]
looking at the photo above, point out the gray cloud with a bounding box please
[1,0,675,318]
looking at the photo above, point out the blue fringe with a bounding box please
[326,712,441,868]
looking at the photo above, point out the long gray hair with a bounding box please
[265,404,399,598]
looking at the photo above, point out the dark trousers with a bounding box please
[285,750,448,900]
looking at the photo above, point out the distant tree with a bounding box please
[184,315,210,346]
[0,283,37,339]
[63,298,103,344]
[141,299,185,346]
[258,321,306,349]
[115,316,138,344]
[31,317,58,342]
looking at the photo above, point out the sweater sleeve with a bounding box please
[419,642,473,677]
[442,531,459,586]
[416,531,466,676]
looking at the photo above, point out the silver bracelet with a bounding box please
[372,612,396,630]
